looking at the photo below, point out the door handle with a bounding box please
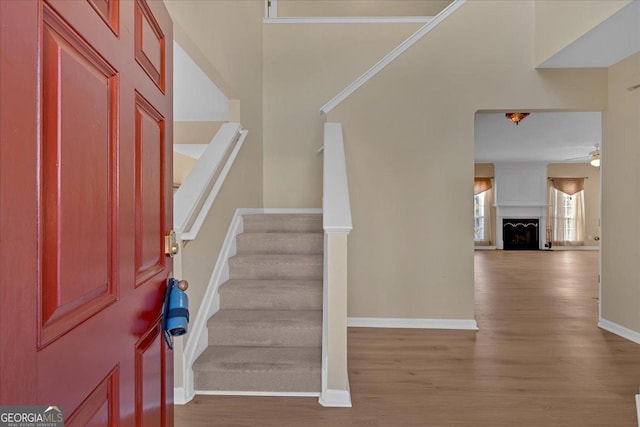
[164,230,179,257]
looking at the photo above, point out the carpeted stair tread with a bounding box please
[243,214,322,233]
[209,309,322,327]
[208,309,322,347]
[229,254,322,280]
[236,232,323,255]
[194,346,321,373]
[193,213,324,393]
[219,279,322,310]
[193,346,321,392]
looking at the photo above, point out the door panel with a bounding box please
[66,368,119,427]
[40,4,119,345]
[134,0,166,92]
[135,93,166,287]
[88,0,120,35]
[0,0,173,424]
[136,324,165,427]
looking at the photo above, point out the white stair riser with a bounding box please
[194,370,321,392]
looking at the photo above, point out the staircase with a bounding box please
[193,214,323,393]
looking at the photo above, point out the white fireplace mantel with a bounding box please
[494,163,548,250]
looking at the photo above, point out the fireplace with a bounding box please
[503,219,539,250]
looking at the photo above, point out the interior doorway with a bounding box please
[473,110,603,319]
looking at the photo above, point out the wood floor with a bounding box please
[175,250,640,426]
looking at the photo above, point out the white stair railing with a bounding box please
[172,122,248,404]
[174,122,248,241]
[320,122,353,407]
[320,0,467,115]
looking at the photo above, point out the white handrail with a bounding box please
[323,123,352,233]
[319,0,467,115]
[264,16,434,24]
[173,122,245,239]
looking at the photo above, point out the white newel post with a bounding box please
[320,122,353,407]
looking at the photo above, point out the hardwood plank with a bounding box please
[176,250,640,426]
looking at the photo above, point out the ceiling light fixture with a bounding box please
[505,112,530,125]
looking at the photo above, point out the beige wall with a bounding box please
[173,152,197,186]
[547,163,601,246]
[601,51,640,333]
[263,22,420,207]
[172,17,236,100]
[165,0,264,387]
[277,0,450,17]
[165,1,264,191]
[534,0,631,66]
[474,163,493,178]
[325,233,349,393]
[174,121,222,145]
[315,1,607,320]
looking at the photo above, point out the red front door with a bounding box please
[0,0,174,425]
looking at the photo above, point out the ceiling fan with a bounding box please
[564,144,600,167]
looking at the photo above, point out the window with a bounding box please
[560,192,576,242]
[548,183,585,245]
[474,192,486,242]
[474,177,493,245]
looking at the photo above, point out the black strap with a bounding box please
[168,307,189,323]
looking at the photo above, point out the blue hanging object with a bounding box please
[162,278,189,349]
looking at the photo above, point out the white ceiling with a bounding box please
[474,112,602,163]
[476,2,635,164]
[539,1,640,68]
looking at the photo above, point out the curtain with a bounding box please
[548,179,585,245]
[483,186,493,245]
[474,178,492,195]
[550,178,584,195]
[474,178,493,245]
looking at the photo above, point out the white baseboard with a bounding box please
[174,387,194,405]
[319,385,352,408]
[196,390,320,397]
[551,246,599,251]
[474,246,496,250]
[348,317,478,330]
[598,318,640,345]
